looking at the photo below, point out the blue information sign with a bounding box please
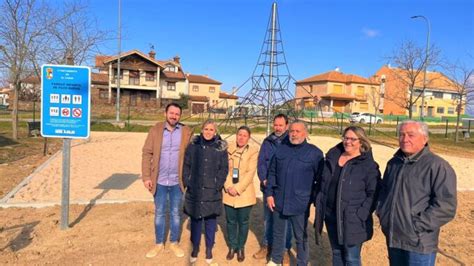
[41,64,91,139]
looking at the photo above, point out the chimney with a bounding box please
[149,50,156,59]
[231,86,238,95]
[173,55,181,64]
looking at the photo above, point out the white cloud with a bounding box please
[361,27,380,38]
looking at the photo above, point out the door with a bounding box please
[427,106,434,117]
[333,101,345,112]
[192,103,205,114]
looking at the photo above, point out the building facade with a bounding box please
[295,69,380,114]
[376,65,464,118]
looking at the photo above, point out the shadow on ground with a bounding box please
[0,221,40,252]
[0,135,19,149]
[70,173,139,227]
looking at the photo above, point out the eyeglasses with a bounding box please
[342,137,359,142]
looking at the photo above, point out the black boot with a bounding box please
[190,246,199,263]
[205,247,213,264]
[226,248,236,260]
[237,248,245,262]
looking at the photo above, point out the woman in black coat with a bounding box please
[183,120,228,265]
[314,126,380,266]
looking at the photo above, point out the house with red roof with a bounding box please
[294,68,380,114]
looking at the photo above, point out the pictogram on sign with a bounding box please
[72,108,82,118]
[61,108,70,117]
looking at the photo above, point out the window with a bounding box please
[310,85,314,93]
[165,64,176,72]
[209,86,215,93]
[145,71,155,81]
[129,70,140,85]
[99,89,108,99]
[433,92,443,99]
[360,103,369,110]
[333,84,343,94]
[167,82,176,91]
[451,94,460,100]
[112,69,123,82]
[141,93,150,101]
[436,107,445,114]
[192,85,199,92]
[411,105,417,113]
[356,86,365,97]
[448,107,455,114]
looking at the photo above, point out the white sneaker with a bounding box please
[267,260,282,266]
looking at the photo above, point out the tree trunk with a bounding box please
[455,98,463,142]
[12,83,19,140]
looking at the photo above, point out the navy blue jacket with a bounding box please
[183,134,229,219]
[257,131,289,188]
[314,143,381,246]
[266,140,324,216]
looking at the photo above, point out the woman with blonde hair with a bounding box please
[183,120,229,265]
[314,126,381,266]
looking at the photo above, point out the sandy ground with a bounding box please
[0,131,473,265]
[0,193,472,265]
[3,132,473,206]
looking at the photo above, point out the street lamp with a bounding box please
[411,15,431,120]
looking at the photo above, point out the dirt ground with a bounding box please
[0,193,472,265]
[0,132,473,265]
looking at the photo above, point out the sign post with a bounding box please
[41,64,91,230]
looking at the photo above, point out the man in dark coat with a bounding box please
[253,114,293,265]
[266,121,324,266]
[377,121,457,265]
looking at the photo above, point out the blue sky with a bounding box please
[90,0,473,110]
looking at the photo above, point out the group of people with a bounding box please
[141,103,457,266]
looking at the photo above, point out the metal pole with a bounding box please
[33,101,36,123]
[411,15,431,121]
[115,0,122,122]
[340,113,343,134]
[445,119,448,138]
[266,2,277,136]
[396,116,399,137]
[61,138,71,229]
[61,53,74,230]
[310,112,313,134]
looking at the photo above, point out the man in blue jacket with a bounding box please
[266,121,324,266]
[253,114,293,265]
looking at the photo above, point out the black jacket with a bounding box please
[266,140,324,216]
[314,143,381,246]
[377,145,457,253]
[183,134,229,219]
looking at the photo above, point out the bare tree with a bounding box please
[367,75,383,122]
[385,40,440,119]
[443,58,474,142]
[0,0,109,140]
[0,0,51,140]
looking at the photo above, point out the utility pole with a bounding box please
[411,15,431,121]
[115,0,122,122]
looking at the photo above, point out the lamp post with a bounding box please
[411,15,431,121]
[115,0,122,122]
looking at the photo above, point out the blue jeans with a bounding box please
[388,248,437,266]
[153,184,183,244]
[325,220,362,266]
[271,210,308,266]
[263,194,292,249]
